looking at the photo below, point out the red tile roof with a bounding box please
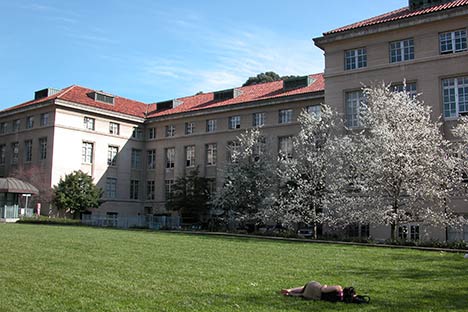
[2,85,149,118]
[1,73,324,119]
[147,73,324,118]
[324,0,468,35]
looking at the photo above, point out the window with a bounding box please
[393,82,417,98]
[227,141,240,162]
[229,116,241,129]
[440,29,467,54]
[82,142,93,164]
[106,177,117,198]
[166,148,175,169]
[185,122,195,135]
[389,38,414,63]
[253,112,265,127]
[26,116,34,129]
[307,105,321,119]
[132,127,143,139]
[185,145,195,167]
[0,145,5,164]
[109,122,120,135]
[130,180,139,200]
[253,136,266,160]
[398,224,420,241]
[165,179,174,200]
[13,119,20,132]
[39,137,47,160]
[40,113,49,126]
[147,180,155,200]
[206,143,217,166]
[345,48,367,70]
[206,119,216,132]
[345,91,364,128]
[165,125,176,137]
[148,127,156,139]
[11,142,19,164]
[0,122,7,134]
[207,178,217,195]
[147,149,156,169]
[107,146,118,166]
[279,136,293,159]
[279,109,293,124]
[83,117,95,130]
[131,149,142,169]
[442,76,468,118]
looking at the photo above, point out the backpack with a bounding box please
[343,287,371,304]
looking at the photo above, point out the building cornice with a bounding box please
[145,91,324,123]
[314,6,468,49]
[54,99,146,123]
[0,100,54,118]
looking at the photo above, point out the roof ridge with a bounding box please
[56,85,77,99]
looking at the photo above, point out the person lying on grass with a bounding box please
[281,281,370,304]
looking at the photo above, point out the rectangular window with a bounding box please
[82,142,93,164]
[228,116,241,129]
[26,116,34,129]
[40,113,49,126]
[83,117,95,130]
[147,149,156,169]
[130,180,139,200]
[132,127,143,139]
[11,142,19,164]
[393,82,417,98]
[39,137,47,160]
[185,145,196,167]
[279,136,293,159]
[206,119,217,132]
[206,143,217,166]
[389,38,414,63]
[440,29,467,54]
[227,141,240,162]
[106,177,117,198]
[13,119,20,132]
[279,109,293,124]
[307,105,321,119]
[0,144,5,164]
[109,122,120,135]
[207,178,217,195]
[148,127,156,139]
[345,91,364,128]
[131,149,142,169]
[345,48,367,70]
[166,147,175,169]
[185,122,195,135]
[254,136,266,160]
[147,180,155,200]
[443,76,468,118]
[165,125,176,137]
[398,224,420,241]
[253,112,265,127]
[107,146,118,166]
[165,179,174,200]
[0,122,7,134]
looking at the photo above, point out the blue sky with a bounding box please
[0,1,408,109]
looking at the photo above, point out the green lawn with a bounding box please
[1,224,467,312]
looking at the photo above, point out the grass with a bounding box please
[1,224,467,312]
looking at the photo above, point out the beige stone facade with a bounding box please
[314,1,468,241]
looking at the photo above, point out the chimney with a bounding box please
[34,88,60,100]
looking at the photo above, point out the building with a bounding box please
[1,0,467,240]
[314,0,468,240]
[0,75,324,218]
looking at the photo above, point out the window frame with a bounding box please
[278,136,293,159]
[109,122,120,135]
[206,143,217,166]
[185,122,195,135]
[82,142,93,164]
[148,127,156,139]
[83,117,95,131]
[253,112,265,127]
[131,148,142,169]
[39,137,47,160]
[345,90,364,128]
[440,29,467,54]
[130,180,140,200]
[107,145,118,166]
[106,177,117,198]
[166,147,175,169]
[185,145,196,167]
[228,116,241,129]
[279,109,293,124]
[40,113,49,126]
[165,125,176,137]
[146,180,155,200]
[26,116,34,129]
[147,149,156,169]
[345,47,367,70]
[389,38,414,63]
[442,76,468,119]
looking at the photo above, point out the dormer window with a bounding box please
[91,91,115,105]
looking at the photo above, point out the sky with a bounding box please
[0,0,408,109]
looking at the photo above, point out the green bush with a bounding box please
[17,216,82,226]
